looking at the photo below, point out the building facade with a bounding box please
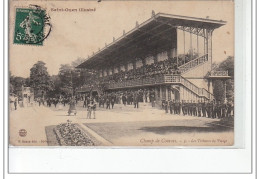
[77,12,230,103]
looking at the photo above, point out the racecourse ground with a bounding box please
[9,102,234,146]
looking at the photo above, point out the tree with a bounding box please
[213,80,225,102]
[46,75,62,97]
[57,56,95,96]
[212,56,234,102]
[71,57,85,68]
[218,56,234,77]
[9,83,14,94]
[10,72,25,94]
[29,61,53,97]
[71,57,93,88]
[58,64,82,96]
[50,57,96,97]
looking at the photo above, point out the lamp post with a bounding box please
[70,70,73,96]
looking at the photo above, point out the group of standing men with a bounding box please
[163,99,234,119]
[97,93,116,109]
[95,89,156,109]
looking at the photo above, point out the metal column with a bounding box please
[197,28,199,55]
[190,27,193,59]
[176,28,178,67]
[223,80,227,103]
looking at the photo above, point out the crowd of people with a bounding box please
[79,89,234,119]
[79,56,186,90]
[80,89,156,118]
[37,96,79,108]
[9,94,33,110]
[78,53,199,93]
[13,88,234,120]
[94,89,156,109]
[162,99,234,119]
[100,57,181,84]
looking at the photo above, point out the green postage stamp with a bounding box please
[14,6,51,45]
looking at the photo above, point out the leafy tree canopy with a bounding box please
[29,61,53,94]
[9,71,29,94]
[57,57,95,96]
[212,56,234,102]
[217,56,234,77]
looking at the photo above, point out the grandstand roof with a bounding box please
[77,12,226,69]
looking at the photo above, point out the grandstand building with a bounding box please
[77,12,230,103]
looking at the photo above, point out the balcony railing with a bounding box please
[210,70,229,76]
[77,74,212,99]
[106,74,212,99]
[178,54,208,73]
[107,75,165,89]
[164,75,181,83]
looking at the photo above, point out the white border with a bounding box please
[2,0,256,177]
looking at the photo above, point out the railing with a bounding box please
[180,76,200,95]
[106,74,212,100]
[179,76,212,99]
[210,70,229,76]
[201,88,214,99]
[164,75,181,83]
[107,75,165,89]
[178,54,208,74]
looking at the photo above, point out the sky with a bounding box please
[9,0,234,78]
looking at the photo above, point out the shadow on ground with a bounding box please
[139,122,233,134]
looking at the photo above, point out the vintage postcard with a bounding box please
[9,0,234,146]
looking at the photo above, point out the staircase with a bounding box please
[163,74,212,100]
[172,53,213,101]
[179,76,213,100]
[178,54,208,74]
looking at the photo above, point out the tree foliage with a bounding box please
[39,57,98,97]
[58,64,82,95]
[47,75,62,97]
[71,57,85,68]
[56,58,94,96]
[213,80,225,102]
[218,56,234,77]
[29,61,53,95]
[213,56,234,102]
[9,72,29,95]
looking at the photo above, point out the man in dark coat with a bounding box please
[176,100,181,115]
[169,100,173,114]
[164,100,169,113]
[221,102,227,118]
[106,96,110,109]
[122,94,127,106]
[173,100,177,114]
[216,101,222,118]
[212,100,217,119]
[192,101,197,116]
[202,101,206,117]
[150,91,155,107]
[133,92,139,108]
[197,101,202,117]
[111,97,115,109]
[206,101,211,118]
[188,100,193,116]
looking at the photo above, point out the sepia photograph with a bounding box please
[9,0,234,146]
